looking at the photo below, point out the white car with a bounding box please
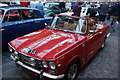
[60,7,99,17]
[81,7,89,17]
[0,3,8,6]
[59,11,73,16]
[60,7,89,17]
[81,7,99,17]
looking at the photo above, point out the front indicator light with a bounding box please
[49,62,56,69]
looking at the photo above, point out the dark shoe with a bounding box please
[113,30,115,32]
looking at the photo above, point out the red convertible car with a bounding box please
[9,15,110,80]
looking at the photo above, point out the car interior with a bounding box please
[3,10,20,22]
[50,16,104,34]
[54,17,79,31]
[81,18,104,34]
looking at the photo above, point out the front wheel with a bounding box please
[64,61,79,80]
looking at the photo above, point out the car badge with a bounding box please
[22,48,36,54]
[22,48,30,53]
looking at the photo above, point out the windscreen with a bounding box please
[49,15,86,34]
[0,9,4,22]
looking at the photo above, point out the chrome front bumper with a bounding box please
[10,55,64,79]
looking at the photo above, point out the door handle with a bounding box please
[0,28,5,31]
[99,32,102,34]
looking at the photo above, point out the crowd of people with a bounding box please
[20,1,120,31]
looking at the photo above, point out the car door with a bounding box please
[20,9,51,34]
[2,9,22,45]
[85,22,104,61]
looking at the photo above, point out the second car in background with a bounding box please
[45,3,68,17]
[0,6,51,46]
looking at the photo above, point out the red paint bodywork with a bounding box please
[9,16,110,76]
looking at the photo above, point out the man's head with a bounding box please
[77,2,83,5]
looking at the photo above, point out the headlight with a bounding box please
[42,61,48,68]
[14,50,19,59]
[8,46,13,52]
[49,62,56,69]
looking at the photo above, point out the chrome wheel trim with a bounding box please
[102,42,105,48]
[67,64,78,80]
[102,39,105,48]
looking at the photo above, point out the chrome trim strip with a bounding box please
[43,72,64,79]
[17,61,42,74]
[8,43,16,50]
[10,54,16,61]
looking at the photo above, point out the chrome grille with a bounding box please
[19,53,30,63]
[18,53,43,68]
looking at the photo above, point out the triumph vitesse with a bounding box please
[9,15,110,80]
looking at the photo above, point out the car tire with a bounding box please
[64,60,79,80]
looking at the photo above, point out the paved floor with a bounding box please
[1,23,119,80]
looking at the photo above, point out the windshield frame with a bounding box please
[0,9,5,23]
[48,15,87,34]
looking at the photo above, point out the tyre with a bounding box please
[64,60,79,80]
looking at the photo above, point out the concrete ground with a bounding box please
[1,22,119,80]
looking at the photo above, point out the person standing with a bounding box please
[72,2,82,16]
[65,2,72,11]
[35,1,45,17]
[29,1,36,8]
[20,0,30,7]
[99,2,109,22]
[86,5,97,18]
[59,2,65,10]
[110,2,120,31]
